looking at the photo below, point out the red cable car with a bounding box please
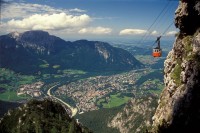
[152,36,162,57]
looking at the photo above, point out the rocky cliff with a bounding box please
[108,95,158,133]
[152,0,200,132]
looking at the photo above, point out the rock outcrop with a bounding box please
[152,0,200,132]
[108,95,158,133]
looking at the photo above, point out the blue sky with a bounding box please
[0,0,179,41]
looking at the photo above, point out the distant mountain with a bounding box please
[0,30,142,74]
[0,99,92,133]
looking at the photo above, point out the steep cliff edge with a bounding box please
[108,95,158,133]
[152,0,200,132]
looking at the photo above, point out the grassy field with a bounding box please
[39,63,49,68]
[0,68,37,101]
[41,69,87,80]
[148,89,163,95]
[0,91,29,101]
[18,75,36,85]
[97,93,131,108]
[39,59,50,68]
[63,69,87,75]
[0,68,37,89]
[139,78,164,95]
[53,65,60,69]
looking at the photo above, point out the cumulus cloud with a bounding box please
[119,29,148,35]
[0,2,92,35]
[1,2,86,19]
[6,13,91,30]
[1,3,66,19]
[78,27,112,35]
[166,31,178,36]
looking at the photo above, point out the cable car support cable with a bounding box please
[138,1,170,45]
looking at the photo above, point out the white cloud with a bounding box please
[69,8,87,13]
[93,17,119,20]
[151,30,159,36]
[165,31,178,36]
[1,3,67,19]
[0,2,92,35]
[78,27,112,35]
[1,2,87,20]
[119,29,148,35]
[5,13,91,30]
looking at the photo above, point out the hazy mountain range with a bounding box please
[0,30,142,74]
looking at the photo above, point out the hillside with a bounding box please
[152,0,200,132]
[0,31,142,74]
[0,99,92,133]
[0,100,21,118]
[108,95,158,133]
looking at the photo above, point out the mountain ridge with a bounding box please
[0,30,143,74]
[0,99,92,133]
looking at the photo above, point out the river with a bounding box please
[47,84,78,117]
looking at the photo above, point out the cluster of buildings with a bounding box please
[56,70,142,112]
[17,81,44,97]
[141,79,163,90]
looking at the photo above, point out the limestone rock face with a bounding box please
[108,96,158,133]
[152,0,200,132]
[175,0,200,34]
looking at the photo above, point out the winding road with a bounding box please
[47,84,78,117]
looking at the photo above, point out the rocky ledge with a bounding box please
[152,0,200,132]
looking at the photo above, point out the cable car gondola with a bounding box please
[152,36,162,57]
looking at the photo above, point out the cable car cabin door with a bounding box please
[152,48,162,57]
